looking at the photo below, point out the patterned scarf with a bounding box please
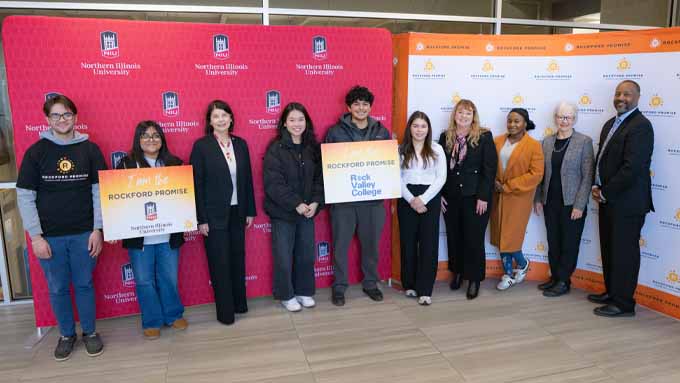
[449,133,468,169]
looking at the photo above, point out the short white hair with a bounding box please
[554,101,578,124]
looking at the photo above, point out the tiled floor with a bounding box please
[2,280,679,383]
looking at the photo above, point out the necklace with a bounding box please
[553,136,571,153]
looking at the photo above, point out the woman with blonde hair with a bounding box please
[438,99,497,299]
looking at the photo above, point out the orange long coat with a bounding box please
[490,133,544,252]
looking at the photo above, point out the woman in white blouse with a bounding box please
[398,111,447,305]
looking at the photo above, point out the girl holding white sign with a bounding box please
[398,111,446,305]
[116,120,187,339]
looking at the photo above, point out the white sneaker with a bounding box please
[497,274,516,291]
[295,296,316,308]
[513,259,531,284]
[405,289,417,298]
[281,297,302,312]
[418,296,432,305]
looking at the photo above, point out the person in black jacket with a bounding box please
[190,100,256,325]
[115,121,188,339]
[325,85,391,306]
[439,99,497,299]
[264,102,324,312]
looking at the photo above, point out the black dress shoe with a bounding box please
[538,279,556,291]
[449,274,462,290]
[593,304,635,317]
[587,292,612,304]
[466,281,480,300]
[331,291,345,306]
[362,288,384,302]
[542,281,570,297]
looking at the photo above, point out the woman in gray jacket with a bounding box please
[534,102,594,297]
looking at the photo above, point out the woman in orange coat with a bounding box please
[490,108,544,291]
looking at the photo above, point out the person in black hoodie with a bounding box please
[325,85,391,306]
[115,121,187,339]
[264,102,324,312]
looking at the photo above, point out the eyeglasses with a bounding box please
[556,115,574,122]
[48,112,75,122]
[140,133,161,141]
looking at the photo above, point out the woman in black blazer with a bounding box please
[190,100,256,325]
[439,99,497,299]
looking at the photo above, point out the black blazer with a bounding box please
[263,131,324,222]
[595,109,654,215]
[115,154,185,249]
[438,130,497,203]
[190,135,256,230]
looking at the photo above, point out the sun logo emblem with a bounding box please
[547,60,559,73]
[512,94,523,105]
[57,157,74,174]
[184,220,194,230]
[675,208,680,222]
[639,237,646,247]
[667,270,679,283]
[649,95,663,108]
[452,92,461,104]
[579,94,591,105]
[544,127,555,137]
[482,60,494,72]
[617,58,631,71]
[424,59,435,72]
[536,242,546,252]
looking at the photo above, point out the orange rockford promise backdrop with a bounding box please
[392,28,680,319]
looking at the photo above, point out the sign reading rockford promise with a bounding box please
[99,165,197,241]
[321,140,401,204]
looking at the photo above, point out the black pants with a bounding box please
[271,218,316,300]
[397,184,440,297]
[599,204,646,312]
[543,202,586,283]
[444,195,489,282]
[204,207,247,325]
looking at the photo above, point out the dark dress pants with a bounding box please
[397,184,441,297]
[444,194,489,282]
[598,204,646,312]
[204,206,247,325]
[543,202,586,283]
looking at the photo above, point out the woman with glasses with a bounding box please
[534,102,594,297]
[491,108,544,291]
[115,120,188,339]
[190,100,256,325]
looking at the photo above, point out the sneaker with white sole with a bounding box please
[405,289,417,298]
[513,259,530,284]
[281,297,302,312]
[295,296,316,308]
[418,296,432,305]
[497,274,516,291]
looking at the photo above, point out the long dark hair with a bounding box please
[129,120,176,167]
[205,99,234,135]
[400,111,436,169]
[272,102,319,149]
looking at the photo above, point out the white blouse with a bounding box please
[400,142,447,204]
[500,138,518,171]
[216,136,238,206]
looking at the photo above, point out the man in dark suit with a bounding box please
[589,80,654,317]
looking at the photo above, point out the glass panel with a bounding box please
[0,10,262,24]
[271,15,494,34]
[8,0,261,6]
[0,189,31,300]
[271,0,495,17]
[502,0,670,27]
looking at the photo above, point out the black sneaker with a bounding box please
[54,335,77,361]
[362,288,384,302]
[331,290,345,306]
[82,332,104,357]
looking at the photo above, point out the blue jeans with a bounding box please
[128,243,184,329]
[500,251,527,276]
[40,232,98,337]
